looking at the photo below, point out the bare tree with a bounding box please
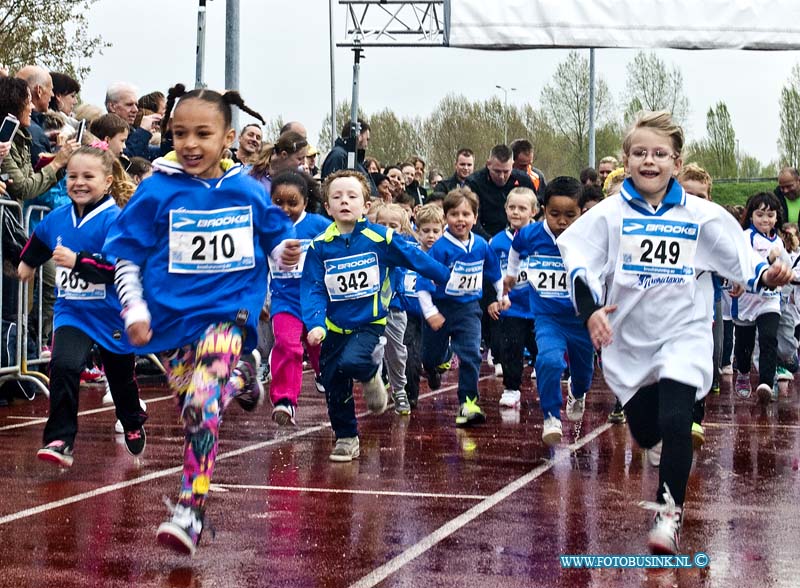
[705,102,737,178]
[779,64,800,169]
[0,0,108,79]
[624,51,689,125]
[540,50,611,170]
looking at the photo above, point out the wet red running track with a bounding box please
[0,364,799,588]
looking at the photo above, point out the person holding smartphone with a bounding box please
[0,77,77,203]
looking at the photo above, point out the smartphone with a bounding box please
[0,114,19,143]
[75,119,86,144]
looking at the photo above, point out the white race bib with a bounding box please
[445,260,483,296]
[56,266,106,300]
[403,271,419,298]
[527,255,568,298]
[269,239,311,279]
[619,218,698,277]
[502,257,531,291]
[168,206,255,274]
[324,252,381,301]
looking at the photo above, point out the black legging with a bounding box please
[624,378,696,506]
[734,312,780,387]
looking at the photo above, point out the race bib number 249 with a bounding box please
[620,218,698,276]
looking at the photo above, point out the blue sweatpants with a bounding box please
[422,299,482,404]
[534,313,594,420]
[319,324,385,439]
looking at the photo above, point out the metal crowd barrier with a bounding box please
[0,200,49,397]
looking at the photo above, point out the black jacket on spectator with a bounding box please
[466,168,535,236]
[435,173,467,196]
[124,127,164,161]
[29,112,52,167]
[321,137,376,195]
[405,180,427,206]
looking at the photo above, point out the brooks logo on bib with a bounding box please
[324,253,381,301]
[56,266,106,299]
[445,260,483,296]
[169,206,255,273]
[528,255,568,298]
[620,218,698,276]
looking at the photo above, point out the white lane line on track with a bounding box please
[0,377,488,526]
[210,483,488,501]
[0,394,174,432]
[348,422,614,588]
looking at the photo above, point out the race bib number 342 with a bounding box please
[620,218,699,276]
[169,206,256,274]
[324,253,381,301]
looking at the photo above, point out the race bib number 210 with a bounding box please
[169,206,255,274]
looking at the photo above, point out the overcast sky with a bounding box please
[79,1,800,169]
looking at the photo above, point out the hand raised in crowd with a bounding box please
[140,113,163,133]
[51,139,80,171]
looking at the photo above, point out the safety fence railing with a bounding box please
[0,200,49,397]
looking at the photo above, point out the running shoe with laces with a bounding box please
[565,391,586,422]
[735,372,751,398]
[124,426,146,456]
[234,350,264,412]
[608,399,626,424]
[541,415,562,446]
[37,440,74,467]
[156,502,205,556]
[360,370,388,414]
[392,389,411,415]
[499,389,521,408]
[640,484,683,556]
[271,402,296,426]
[80,366,106,384]
[776,366,793,381]
[455,396,486,427]
[314,374,325,394]
[329,436,360,462]
[756,382,772,405]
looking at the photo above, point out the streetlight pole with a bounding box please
[495,84,516,145]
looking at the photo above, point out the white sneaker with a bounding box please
[360,370,387,414]
[499,389,521,408]
[114,419,124,434]
[530,368,537,379]
[542,415,562,446]
[101,380,113,405]
[329,436,360,462]
[486,350,494,366]
[494,363,504,377]
[647,441,662,467]
[641,485,683,555]
[565,391,586,422]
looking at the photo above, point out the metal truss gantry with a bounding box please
[338,0,445,47]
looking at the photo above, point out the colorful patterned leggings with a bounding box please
[161,323,244,510]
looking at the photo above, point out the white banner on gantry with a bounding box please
[445,0,800,50]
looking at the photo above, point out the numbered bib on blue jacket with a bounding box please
[528,255,568,298]
[169,206,255,273]
[56,266,106,300]
[445,260,483,296]
[324,252,381,301]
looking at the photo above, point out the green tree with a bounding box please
[540,50,611,171]
[705,102,737,178]
[367,109,424,168]
[779,64,800,169]
[0,0,108,79]
[738,154,763,178]
[317,102,366,155]
[624,51,689,125]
